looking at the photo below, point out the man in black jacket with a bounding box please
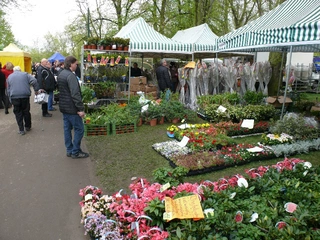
[57,56,89,159]
[156,59,172,96]
[36,58,56,117]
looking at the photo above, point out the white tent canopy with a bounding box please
[217,0,320,53]
[172,23,218,53]
[114,17,193,58]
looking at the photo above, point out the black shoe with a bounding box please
[71,151,89,159]
[66,153,72,157]
[5,110,9,114]
[43,113,52,117]
[25,127,31,131]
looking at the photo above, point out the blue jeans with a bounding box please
[63,113,84,155]
[48,91,54,110]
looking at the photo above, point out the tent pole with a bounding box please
[281,45,293,120]
[277,50,286,97]
[253,52,257,62]
[216,52,219,94]
[87,8,91,38]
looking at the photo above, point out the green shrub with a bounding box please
[242,90,266,105]
[269,113,320,140]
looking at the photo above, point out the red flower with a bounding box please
[235,211,243,223]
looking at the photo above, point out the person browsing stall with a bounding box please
[57,56,89,159]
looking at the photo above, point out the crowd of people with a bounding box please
[0,56,89,159]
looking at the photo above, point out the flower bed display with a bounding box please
[153,141,275,175]
[84,124,110,136]
[214,121,269,136]
[79,158,320,240]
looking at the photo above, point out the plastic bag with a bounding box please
[34,92,49,104]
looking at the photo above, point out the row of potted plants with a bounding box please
[80,158,319,239]
[82,92,199,128]
[84,37,130,51]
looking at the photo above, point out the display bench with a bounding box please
[80,46,131,103]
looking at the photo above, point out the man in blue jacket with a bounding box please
[7,66,39,135]
[57,56,89,159]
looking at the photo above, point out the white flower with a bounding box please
[237,178,248,188]
[249,213,259,222]
[204,208,214,217]
[229,192,236,199]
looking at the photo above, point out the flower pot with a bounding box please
[171,118,180,124]
[158,116,165,125]
[149,118,157,126]
[167,131,175,138]
[83,44,89,49]
[117,46,123,51]
[90,44,97,49]
[105,45,111,50]
[123,46,129,51]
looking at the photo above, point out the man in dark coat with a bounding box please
[36,58,56,117]
[155,59,172,96]
[57,56,89,159]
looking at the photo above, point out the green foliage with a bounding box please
[143,198,166,229]
[0,10,15,47]
[143,103,162,121]
[204,104,276,123]
[93,81,117,98]
[242,90,266,105]
[152,166,188,187]
[163,100,186,121]
[81,85,95,103]
[269,114,320,140]
[197,92,240,108]
[99,104,138,125]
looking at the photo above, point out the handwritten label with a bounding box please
[163,195,204,222]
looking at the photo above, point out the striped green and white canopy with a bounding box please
[172,23,218,53]
[114,17,193,57]
[217,0,320,53]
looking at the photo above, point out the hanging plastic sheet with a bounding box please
[202,62,209,95]
[178,68,186,105]
[189,68,198,110]
[263,61,272,95]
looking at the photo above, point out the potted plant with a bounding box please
[144,103,161,126]
[123,38,130,51]
[104,36,112,50]
[97,39,105,50]
[164,100,186,122]
[87,37,99,49]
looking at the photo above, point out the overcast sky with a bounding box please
[7,0,79,47]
